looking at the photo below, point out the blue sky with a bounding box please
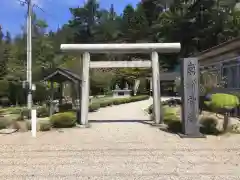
[1,0,139,36]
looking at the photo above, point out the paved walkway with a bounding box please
[0,99,240,180]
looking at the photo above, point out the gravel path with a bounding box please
[1,99,240,180]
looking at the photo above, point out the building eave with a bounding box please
[193,37,240,61]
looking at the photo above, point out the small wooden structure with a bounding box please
[43,68,82,123]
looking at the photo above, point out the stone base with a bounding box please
[151,123,167,128]
[76,124,91,128]
[178,132,206,138]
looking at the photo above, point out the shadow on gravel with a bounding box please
[89,119,153,125]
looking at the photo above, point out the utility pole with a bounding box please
[27,0,32,109]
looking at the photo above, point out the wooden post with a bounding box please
[59,83,63,105]
[75,81,81,125]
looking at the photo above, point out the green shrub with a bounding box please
[204,93,239,132]
[19,106,49,120]
[200,116,219,135]
[37,106,49,118]
[26,119,51,131]
[12,120,28,132]
[26,120,31,130]
[165,119,182,132]
[0,109,5,115]
[162,106,181,132]
[112,99,121,105]
[150,106,181,133]
[39,120,52,131]
[113,98,127,105]
[0,97,10,107]
[9,107,22,115]
[50,112,76,128]
[88,95,149,112]
[147,104,153,114]
[0,116,13,129]
[0,107,22,115]
[59,103,72,112]
[20,108,31,120]
[99,100,113,107]
[129,95,149,102]
[111,95,149,106]
[206,93,239,111]
[89,103,100,112]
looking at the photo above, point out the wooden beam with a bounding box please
[89,61,152,68]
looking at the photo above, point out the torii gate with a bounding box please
[60,43,181,127]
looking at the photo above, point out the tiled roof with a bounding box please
[43,68,82,82]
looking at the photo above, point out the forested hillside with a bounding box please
[0,0,240,105]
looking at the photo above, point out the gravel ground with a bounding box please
[0,99,240,180]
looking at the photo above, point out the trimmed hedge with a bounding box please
[149,105,224,135]
[59,103,72,112]
[37,106,49,118]
[205,93,239,112]
[50,112,76,128]
[20,106,49,120]
[16,95,149,120]
[199,116,219,135]
[162,106,181,132]
[97,95,149,108]
[88,95,149,112]
[147,104,153,114]
[89,103,100,112]
[98,100,113,108]
[20,108,31,120]
[39,120,52,131]
[27,118,52,131]
[0,116,13,129]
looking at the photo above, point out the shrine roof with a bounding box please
[43,68,82,83]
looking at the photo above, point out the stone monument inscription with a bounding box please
[181,58,202,136]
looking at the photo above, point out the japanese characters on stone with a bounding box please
[186,60,198,123]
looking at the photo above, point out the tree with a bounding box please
[1,0,240,105]
[0,26,5,78]
[121,4,136,42]
[93,5,122,42]
[0,25,3,43]
[68,0,101,43]
[0,28,9,78]
[90,69,115,95]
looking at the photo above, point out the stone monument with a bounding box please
[179,58,204,138]
[112,83,132,98]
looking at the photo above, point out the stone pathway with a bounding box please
[88,98,152,121]
[0,99,240,179]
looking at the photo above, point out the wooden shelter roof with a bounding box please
[43,68,82,83]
